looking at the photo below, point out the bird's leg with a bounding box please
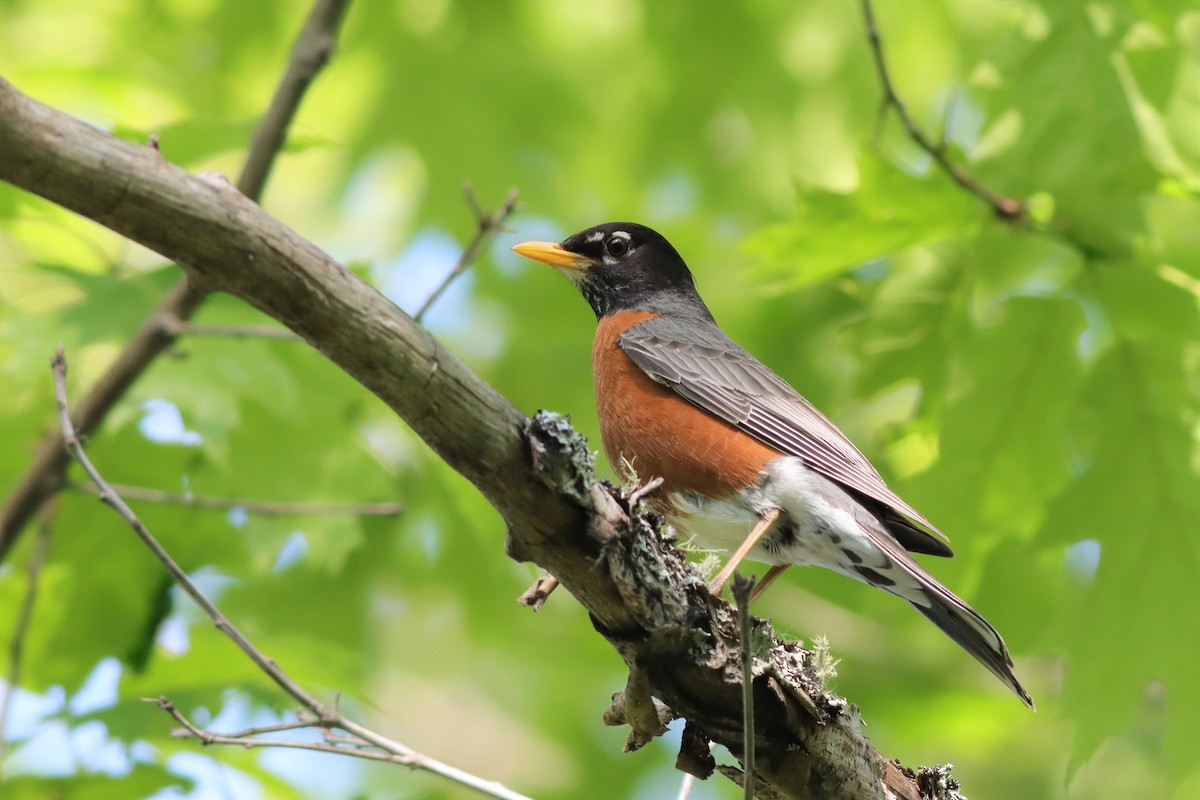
[708,508,781,596]
[747,564,789,605]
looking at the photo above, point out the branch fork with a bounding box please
[53,347,533,800]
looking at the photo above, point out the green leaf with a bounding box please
[972,2,1158,250]
[1140,194,1200,278]
[1,766,189,800]
[746,155,982,288]
[909,295,1087,546]
[1044,263,1200,779]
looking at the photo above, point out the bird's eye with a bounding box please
[605,234,631,258]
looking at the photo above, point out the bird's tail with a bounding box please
[907,578,1034,708]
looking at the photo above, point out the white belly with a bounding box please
[664,456,924,597]
[666,491,776,561]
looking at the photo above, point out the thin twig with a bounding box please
[516,573,559,610]
[53,347,325,712]
[675,772,698,800]
[148,701,536,800]
[65,481,402,517]
[0,0,354,561]
[732,575,757,800]
[859,0,1025,222]
[164,320,301,340]
[149,696,414,765]
[149,693,536,800]
[188,716,321,739]
[0,500,55,771]
[625,476,663,512]
[53,347,530,800]
[413,184,519,323]
[237,0,352,201]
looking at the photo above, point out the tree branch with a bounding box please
[52,348,325,711]
[164,320,302,340]
[0,500,54,771]
[859,0,1025,222]
[237,0,350,202]
[148,695,534,800]
[413,182,519,323]
[64,481,403,517]
[1,76,953,799]
[0,0,352,561]
[52,350,530,800]
[734,576,758,800]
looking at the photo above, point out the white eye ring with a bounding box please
[605,233,631,258]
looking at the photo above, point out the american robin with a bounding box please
[513,222,1033,707]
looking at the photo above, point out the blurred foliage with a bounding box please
[2,0,1199,798]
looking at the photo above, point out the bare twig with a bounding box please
[0,500,55,771]
[65,481,402,517]
[0,0,353,561]
[625,476,663,512]
[237,0,352,202]
[675,772,698,800]
[674,734,715,799]
[53,347,325,711]
[164,320,301,340]
[516,573,559,610]
[733,575,757,800]
[53,347,532,800]
[859,0,1025,222]
[179,715,321,739]
[413,184,519,323]
[148,696,530,800]
[0,281,204,560]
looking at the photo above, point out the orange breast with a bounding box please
[593,310,779,499]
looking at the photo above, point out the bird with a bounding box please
[512,222,1033,707]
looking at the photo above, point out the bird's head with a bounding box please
[513,222,710,320]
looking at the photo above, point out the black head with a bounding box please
[513,222,713,320]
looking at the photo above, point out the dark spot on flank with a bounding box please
[841,548,864,565]
[761,520,796,555]
[854,566,896,587]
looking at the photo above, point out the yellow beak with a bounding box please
[511,241,595,273]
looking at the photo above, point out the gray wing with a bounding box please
[618,315,952,556]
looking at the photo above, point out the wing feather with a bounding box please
[618,316,951,555]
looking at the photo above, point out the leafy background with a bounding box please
[2,0,1199,798]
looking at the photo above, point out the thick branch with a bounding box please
[0,0,351,560]
[0,77,945,800]
[165,320,302,340]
